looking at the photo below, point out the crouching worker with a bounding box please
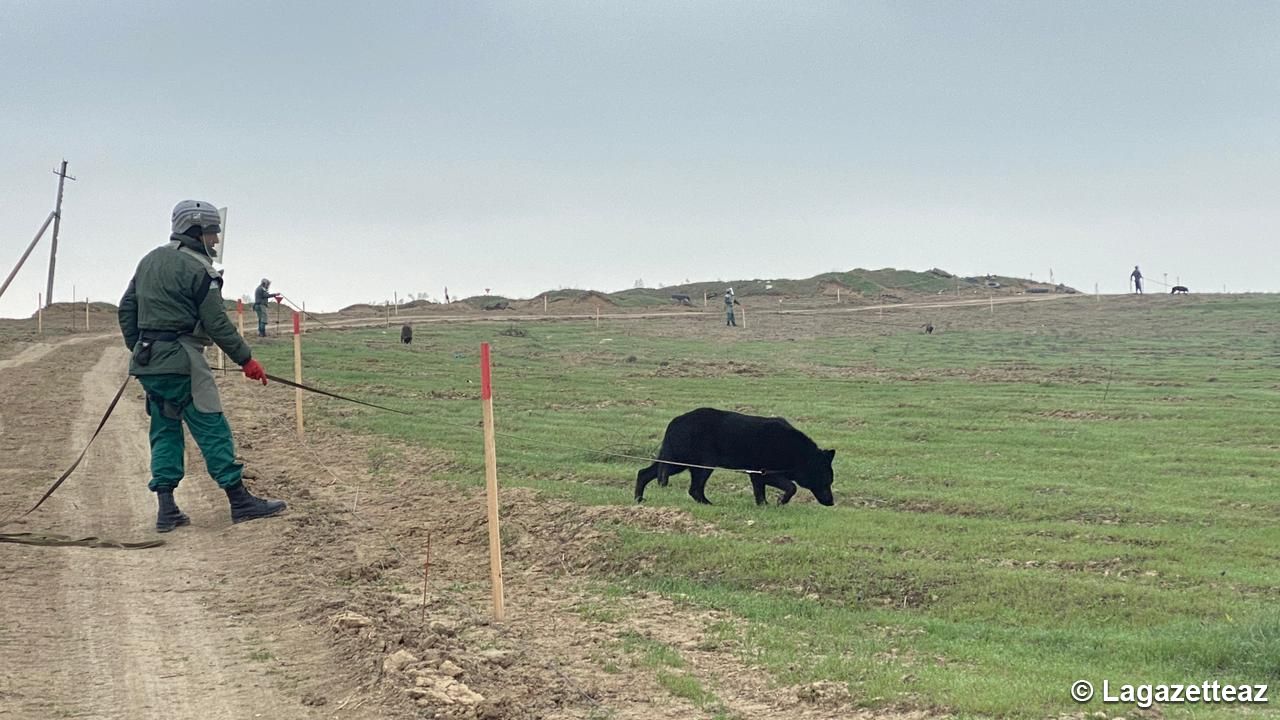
[118,199,287,532]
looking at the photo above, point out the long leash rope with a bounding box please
[6,368,779,548]
[0,376,164,549]
[264,372,773,475]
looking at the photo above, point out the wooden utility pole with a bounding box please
[45,161,75,305]
[0,212,55,301]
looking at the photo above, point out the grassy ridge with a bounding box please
[252,295,1280,717]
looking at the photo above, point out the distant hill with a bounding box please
[451,268,1075,308]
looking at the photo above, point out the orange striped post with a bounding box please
[236,299,245,336]
[480,342,505,621]
[293,311,304,439]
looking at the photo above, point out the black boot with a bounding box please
[156,490,190,533]
[225,482,286,524]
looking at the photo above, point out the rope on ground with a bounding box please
[0,375,168,549]
[0,532,165,549]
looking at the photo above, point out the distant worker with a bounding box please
[1130,266,1143,294]
[118,199,286,532]
[724,288,740,327]
[253,278,283,337]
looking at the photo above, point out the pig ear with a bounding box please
[824,449,836,461]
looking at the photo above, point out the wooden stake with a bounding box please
[595,306,600,330]
[543,295,547,313]
[836,287,841,304]
[421,533,432,625]
[37,293,42,334]
[703,291,707,307]
[394,292,399,316]
[739,301,746,329]
[293,311,304,439]
[237,299,245,336]
[989,294,994,314]
[0,211,54,302]
[385,302,390,328]
[480,342,506,622]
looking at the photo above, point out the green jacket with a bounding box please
[118,233,252,376]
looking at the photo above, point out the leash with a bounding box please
[0,375,131,527]
[0,375,166,549]
[277,294,338,331]
[266,372,779,475]
[0,532,164,549]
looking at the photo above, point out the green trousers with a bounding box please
[138,374,243,492]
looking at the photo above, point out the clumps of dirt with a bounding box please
[797,680,853,706]
[543,398,656,412]
[321,603,526,719]
[463,487,718,573]
[803,363,1106,385]
[848,495,987,519]
[976,556,1157,580]
[1037,409,1118,421]
[645,359,767,378]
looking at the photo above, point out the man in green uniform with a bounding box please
[724,288,740,327]
[253,278,281,337]
[118,199,286,532]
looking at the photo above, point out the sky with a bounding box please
[1,1,1277,318]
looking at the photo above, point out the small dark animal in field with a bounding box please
[400,324,413,344]
[1171,286,1189,294]
[923,323,934,334]
[671,293,692,306]
[635,408,835,506]
[484,301,511,311]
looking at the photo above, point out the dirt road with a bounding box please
[0,339,375,720]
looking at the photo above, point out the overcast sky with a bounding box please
[2,1,1277,317]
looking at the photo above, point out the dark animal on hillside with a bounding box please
[923,323,934,334]
[1171,286,1189,294]
[671,293,692,306]
[635,408,835,506]
[400,324,413,344]
[483,300,511,311]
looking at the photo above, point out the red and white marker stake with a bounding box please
[293,311,304,439]
[480,342,506,621]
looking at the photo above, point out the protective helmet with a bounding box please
[171,199,222,235]
[261,278,271,286]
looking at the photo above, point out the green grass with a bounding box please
[253,293,1280,718]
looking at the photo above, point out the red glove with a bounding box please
[243,359,268,385]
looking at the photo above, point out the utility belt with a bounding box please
[134,330,184,367]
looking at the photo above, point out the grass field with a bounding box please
[252,294,1280,718]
